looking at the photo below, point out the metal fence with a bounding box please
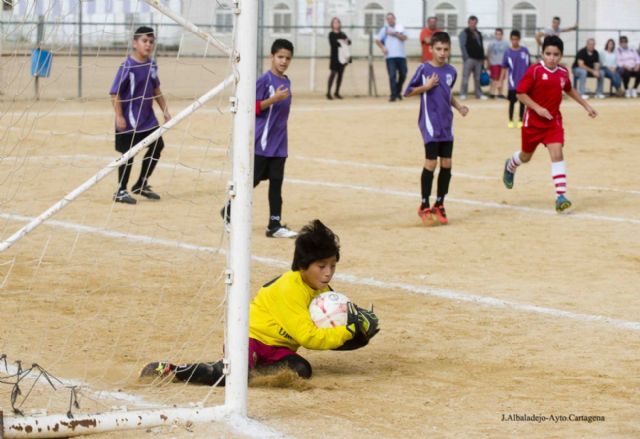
[1,18,639,99]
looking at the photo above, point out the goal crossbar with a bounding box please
[144,0,237,59]
[0,74,235,254]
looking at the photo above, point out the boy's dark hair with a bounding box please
[543,35,564,54]
[495,28,503,34]
[468,15,478,22]
[134,26,155,40]
[291,220,340,271]
[431,31,451,47]
[510,29,521,39]
[620,35,628,43]
[271,39,294,55]
[553,16,561,22]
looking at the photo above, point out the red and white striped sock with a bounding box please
[507,151,522,173]
[552,161,567,196]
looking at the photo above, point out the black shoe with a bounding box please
[389,96,396,102]
[326,93,333,100]
[131,184,160,200]
[113,190,137,204]
[334,93,343,99]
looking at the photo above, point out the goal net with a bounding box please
[0,0,259,436]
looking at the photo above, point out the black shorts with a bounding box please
[115,129,165,154]
[424,141,453,160]
[254,155,286,184]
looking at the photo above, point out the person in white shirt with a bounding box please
[375,13,408,102]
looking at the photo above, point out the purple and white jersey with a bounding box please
[404,63,457,144]
[255,71,292,157]
[502,47,530,91]
[109,56,160,133]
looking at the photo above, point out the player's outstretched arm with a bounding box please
[566,88,598,118]
[517,93,552,120]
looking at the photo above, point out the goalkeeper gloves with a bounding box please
[346,302,380,340]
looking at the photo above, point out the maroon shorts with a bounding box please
[521,124,564,153]
[489,65,502,80]
[248,338,297,369]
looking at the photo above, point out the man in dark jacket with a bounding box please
[458,15,487,100]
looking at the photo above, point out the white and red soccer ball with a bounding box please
[309,291,350,328]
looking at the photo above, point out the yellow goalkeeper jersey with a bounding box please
[249,270,353,351]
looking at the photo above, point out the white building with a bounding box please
[3,0,639,56]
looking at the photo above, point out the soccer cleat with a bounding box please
[417,206,437,226]
[113,190,137,204]
[507,121,515,129]
[555,195,572,213]
[131,184,160,200]
[517,121,523,128]
[139,361,174,379]
[502,159,515,189]
[265,225,298,238]
[431,205,449,225]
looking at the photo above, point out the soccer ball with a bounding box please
[309,291,350,328]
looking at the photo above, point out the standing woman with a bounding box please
[327,17,350,100]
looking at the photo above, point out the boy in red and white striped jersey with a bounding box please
[502,36,597,212]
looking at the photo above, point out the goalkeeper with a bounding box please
[140,219,379,385]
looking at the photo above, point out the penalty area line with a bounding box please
[1,212,639,333]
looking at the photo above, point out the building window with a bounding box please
[3,0,13,11]
[434,2,458,34]
[273,3,292,34]
[215,7,233,34]
[512,2,537,38]
[364,2,385,36]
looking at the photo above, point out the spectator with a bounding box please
[615,36,640,98]
[486,28,509,98]
[327,17,351,100]
[572,38,604,99]
[601,39,622,95]
[458,15,487,100]
[420,16,441,63]
[375,13,408,102]
[535,16,577,47]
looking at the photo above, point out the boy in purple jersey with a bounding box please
[222,39,298,238]
[404,32,469,226]
[500,30,530,128]
[109,26,171,204]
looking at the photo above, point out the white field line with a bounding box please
[3,125,639,197]
[1,211,639,333]
[3,153,640,225]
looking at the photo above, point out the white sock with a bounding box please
[507,151,522,173]
[551,161,567,196]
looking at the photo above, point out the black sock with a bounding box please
[173,361,225,386]
[268,216,281,230]
[435,168,452,206]
[420,168,434,209]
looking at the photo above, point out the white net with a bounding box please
[0,0,239,428]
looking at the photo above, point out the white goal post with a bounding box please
[1,0,257,437]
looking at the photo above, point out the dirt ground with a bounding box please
[1,73,640,439]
